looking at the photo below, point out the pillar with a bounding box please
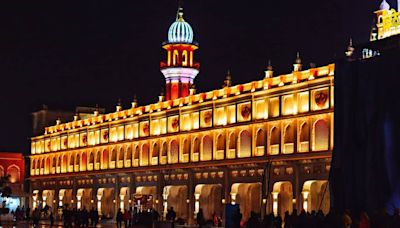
[188,171,195,225]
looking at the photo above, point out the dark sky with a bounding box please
[0,0,384,153]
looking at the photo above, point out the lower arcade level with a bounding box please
[30,155,331,223]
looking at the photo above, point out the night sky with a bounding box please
[0,0,384,153]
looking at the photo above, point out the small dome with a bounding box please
[380,0,390,10]
[168,9,194,43]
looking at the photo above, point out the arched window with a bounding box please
[133,145,140,167]
[169,140,179,164]
[118,147,124,168]
[201,136,212,161]
[81,152,87,171]
[151,143,159,165]
[216,134,225,159]
[299,122,310,152]
[69,155,74,171]
[182,139,189,162]
[141,144,149,166]
[88,152,94,170]
[94,150,100,170]
[256,129,265,156]
[57,156,61,173]
[313,119,329,151]
[7,165,20,183]
[160,142,168,165]
[125,147,132,167]
[239,130,251,158]
[45,157,50,174]
[62,155,68,172]
[101,149,108,169]
[228,132,236,158]
[75,153,81,171]
[173,50,179,65]
[192,137,200,162]
[109,149,116,168]
[270,127,280,155]
[52,156,56,173]
[182,50,188,66]
[283,124,294,154]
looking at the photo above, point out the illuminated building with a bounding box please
[29,6,334,223]
[0,152,26,211]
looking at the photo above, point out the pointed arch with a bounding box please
[117,147,124,168]
[125,146,132,167]
[45,156,50,174]
[160,142,168,165]
[270,126,280,155]
[133,145,140,167]
[313,119,329,151]
[51,156,56,174]
[255,129,265,156]
[109,148,116,168]
[140,143,149,166]
[57,155,61,173]
[101,149,108,169]
[201,135,212,161]
[151,142,159,165]
[169,140,179,164]
[192,137,200,162]
[299,122,310,152]
[227,132,237,159]
[94,150,101,170]
[216,134,225,160]
[182,139,189,162]
[7,165,20,183]
[88,151,94,171]
[283,124,294,154]
[81,151,87,171]
[62,154,68,173]
[238,130,251,158]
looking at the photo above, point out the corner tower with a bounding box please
[160,7,200,100]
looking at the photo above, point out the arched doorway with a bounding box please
[238,130,251,158]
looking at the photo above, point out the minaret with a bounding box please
[160,7,200,100]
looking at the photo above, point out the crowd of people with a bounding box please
[241,208,400,228]
[6,204,400,227]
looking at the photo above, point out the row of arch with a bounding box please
[31,118,330,175]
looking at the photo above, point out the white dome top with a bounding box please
[380,0,390,10]
[168,9,194,44]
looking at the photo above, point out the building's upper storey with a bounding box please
[30,64,334,156]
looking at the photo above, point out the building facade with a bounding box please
[29,6,334,223]
[0,152,26,211]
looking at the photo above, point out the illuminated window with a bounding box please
[299,122,310,152]
[151,143,159,165]
[201,136,212,161]
[238,130,251,158]
[140,144,149,166]
[255,129,265,156]
[182,139,189,162]
[125,147,132,167]
[169,140,179,164]
[160,142,168,165]
[216,134,225,160]
[182,50,188,66]
[269,97,280,117]
[117,147,124,168]
[283,124,294,154]
[269,127,280,155]
[313,119,329,151]
[227,132,236,159]
[192,137,200,162]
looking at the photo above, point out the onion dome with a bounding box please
[380,0,390,10]
[168,8,194,43]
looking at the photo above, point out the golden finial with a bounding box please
[265,60,273,78]
[345,37,355,57]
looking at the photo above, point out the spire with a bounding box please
[293,52,302,71]
[159,88,165,102]
[223,69,232,87]
[379,0,390,10]
[116,98,122,111]
[264,59,274,78]
[94,104,99,116]
[189,84,196,95]
[345,38,355,57]
[131,95,138,108]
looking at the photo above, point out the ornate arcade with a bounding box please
[29,6,334,223]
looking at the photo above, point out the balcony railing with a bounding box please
[299,141,309,152]
[192,153,199,162]
[125,160,131,168]
[216,150,224,160]
[256,146,265,156]
[227,149,236,159]
[270,144,279,155]
[283,143,294,154]
[160,61,200,70]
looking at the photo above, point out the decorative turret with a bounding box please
[160,6,200,100]
[345,38,354,57]
[264,60,273,78]
[116,98,122,112]
[131,95,138,108]
[293,52,302,72]
[223,70,232,88]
